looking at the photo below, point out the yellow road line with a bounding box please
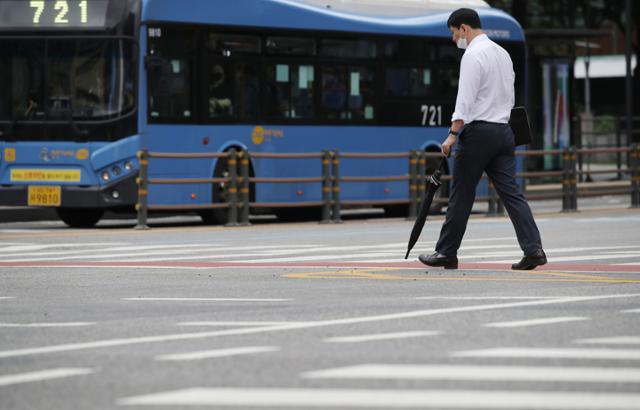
[283,269,640,283]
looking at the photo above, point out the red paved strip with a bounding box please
[0,261,638,273]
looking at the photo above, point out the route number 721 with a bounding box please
[30,1,88,24]
[421,104,443,127]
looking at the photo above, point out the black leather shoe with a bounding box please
[512,250,547,270]
[418,252,458,269]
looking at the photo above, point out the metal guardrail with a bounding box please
[134,144,640,229]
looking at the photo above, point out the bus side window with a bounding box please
[347,66,375,121]
[208,62,233,118]
[321,65,346,120]
[264,63,315,120]
[234,63,259,120]
[147,28,195,122]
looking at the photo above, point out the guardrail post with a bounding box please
[331,151,343,223]
[226,149,239,226]
[569,146,578,211]
[631,143,640,208]
[320,150,332,224]
[134,149,150,230]
[562,147,578,212]
[562,147,571,212]
[239,151,251,226]
[407,151,418,220]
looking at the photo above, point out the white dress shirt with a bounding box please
[451,33,515,124]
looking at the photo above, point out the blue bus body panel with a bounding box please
[0,135,141,187]
[141,0,524,41]
[143,124,458,206]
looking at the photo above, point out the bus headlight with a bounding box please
[102,171,110,181]
[124,161,134,171]
[112,166,122,176]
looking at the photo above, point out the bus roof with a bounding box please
[142,0,524,41]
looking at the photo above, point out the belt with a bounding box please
[468,120,508,126]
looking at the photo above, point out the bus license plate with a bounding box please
[28,186,61,207]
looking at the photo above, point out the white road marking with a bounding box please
[575,336,640,345]
[0,243,121,253]
[452,347,640,360]
[417,296,560,300]
[0,244,318,262]
[1,293,639,359]
[488,254,640,264]
[155,346,279,361]
[0,265,209,270]
[324,331,441,343]
[0,322,95,328]
[302,364,640,383]
[622,308,640,313]
[117,387,640,408]
[0,297,16,301]
[242,252,400,263]
[122,297,292,302]
[178,321,311,327]
[0,368,93,387]
[484,316,589,328]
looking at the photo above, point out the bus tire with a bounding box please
[200,156,230,225]
[56,208,104,228]
[200,149,255,225]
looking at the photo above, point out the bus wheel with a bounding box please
[200,153,233,225]
[56,208,104,228]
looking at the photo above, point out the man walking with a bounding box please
[419,8,546,271]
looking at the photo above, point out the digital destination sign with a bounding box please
[0,0,109,29]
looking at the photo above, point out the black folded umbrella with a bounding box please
[404,157,445,259]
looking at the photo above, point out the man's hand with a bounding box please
[442,133,457,157]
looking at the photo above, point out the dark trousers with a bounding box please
[435,122,543,256]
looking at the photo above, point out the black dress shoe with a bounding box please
[418,252,458,269]
[512,250,547,270]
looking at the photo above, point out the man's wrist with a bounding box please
[448,128,459,137]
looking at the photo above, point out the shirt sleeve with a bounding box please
[451,53,483,123]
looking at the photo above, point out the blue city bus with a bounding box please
[0,0,525,227]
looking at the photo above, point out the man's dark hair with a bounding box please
[447,8,482,29]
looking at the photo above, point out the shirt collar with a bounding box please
[467,33,489,51]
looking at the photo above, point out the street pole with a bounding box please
[625,0,633,144]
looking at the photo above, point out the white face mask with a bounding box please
[456,37,468,50]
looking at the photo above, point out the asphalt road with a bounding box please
[1,205,639,409]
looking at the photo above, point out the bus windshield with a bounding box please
[0,38,135,122]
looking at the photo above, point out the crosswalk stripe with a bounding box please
[324,331,441,343]
[452,347,640,360]
[117,387,640,408]
[155,346,279,361]
[122,297,292,302]
[2,239,640,265]
[0,322,95,328]
[0,244,319,262]
[0,368,93,387]
[178,321,311,327]
[484,316,589,328]
[575,336,640,345]
[302,364,640,383]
